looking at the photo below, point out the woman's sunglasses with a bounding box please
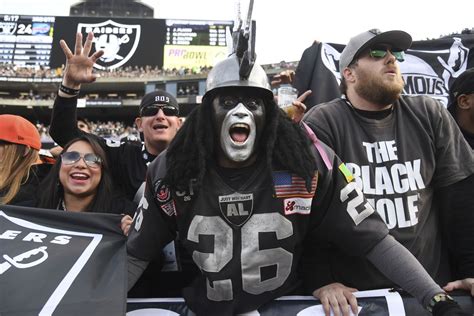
[369,48,405,62]
[61,151,102,168]
[140,105,179,117]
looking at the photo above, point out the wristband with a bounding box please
[59,83,80,96]
[427,293,454,313]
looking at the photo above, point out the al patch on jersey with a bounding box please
[218,192,254,226]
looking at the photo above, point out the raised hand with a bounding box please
[60,32,104,89]
[270,70,295,87]
[290,89,312,123]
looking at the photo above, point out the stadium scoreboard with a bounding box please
[163,20,233,69]
[166,20,230,46]
[0,15,233,70]
[0,15,55,67]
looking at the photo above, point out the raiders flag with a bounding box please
[293,34,474,109]
[0,205,127,316]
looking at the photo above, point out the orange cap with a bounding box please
[0,114,41,150]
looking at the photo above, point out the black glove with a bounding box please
[432,300,470,316]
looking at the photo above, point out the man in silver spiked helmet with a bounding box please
[127,5,323,313]
[202,14,274,164]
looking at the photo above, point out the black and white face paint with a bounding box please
[212,93,266,163]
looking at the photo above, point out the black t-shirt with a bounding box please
[127,143,388,315]
[303,95,474,289]
[53,193,137,217]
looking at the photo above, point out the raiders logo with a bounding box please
[77,19,141,70]
[0,210,104,313]
[0,22,17,35]
[218,192,253,226]
[154,180,171,203]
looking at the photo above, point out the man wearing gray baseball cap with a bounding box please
[338,29,412,71]
[302,29,474,315]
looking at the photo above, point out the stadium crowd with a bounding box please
[0,61,297,80]
[36,121,140,144]
[0,63,211,79]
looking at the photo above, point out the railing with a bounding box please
[126,291,474,316]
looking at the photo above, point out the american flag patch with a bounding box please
[273,171,318,198]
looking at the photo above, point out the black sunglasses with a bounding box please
[61,151,102,168]
[369,48,405,62]
[140,105,179,117]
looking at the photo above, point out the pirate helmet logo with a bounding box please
[0,22,17,35]
[77,19,141,70]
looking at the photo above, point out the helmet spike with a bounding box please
[204,0,271,100]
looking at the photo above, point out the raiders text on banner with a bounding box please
[0,205,127,316]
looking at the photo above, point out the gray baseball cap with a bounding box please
[339,29,412,71]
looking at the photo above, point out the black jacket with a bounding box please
[3,164,51,206]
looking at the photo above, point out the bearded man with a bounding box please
[303,29,474,312]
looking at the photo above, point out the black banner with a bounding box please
[294,35,474,109]
[0,205,127,316]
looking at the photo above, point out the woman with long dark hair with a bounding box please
[37,134,135,235]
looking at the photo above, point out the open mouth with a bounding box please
[153,123,168,130]
[70,172,90,180]
[229,123,250,144]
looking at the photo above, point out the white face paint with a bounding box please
[219,103,257,162]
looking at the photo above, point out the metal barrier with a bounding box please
[127,290,474,316]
